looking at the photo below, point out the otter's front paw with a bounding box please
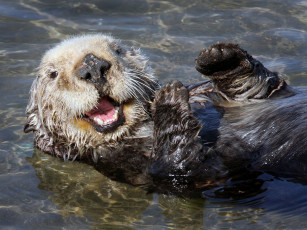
[195,43,251,77]
[150,81,202,177]
[152,80,190,120]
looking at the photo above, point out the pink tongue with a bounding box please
[86,97,116,123]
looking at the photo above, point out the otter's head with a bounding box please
[24,34,159,155]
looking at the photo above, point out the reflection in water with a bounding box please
[27,150,307,229]
[0,0,307,228]
[28,151,207,229]
[27,150,152,229]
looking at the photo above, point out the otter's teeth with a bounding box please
[94,117,104,126]
[92,107,120,126]
[113,108,119,119]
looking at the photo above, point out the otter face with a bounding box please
[25,34,159,152]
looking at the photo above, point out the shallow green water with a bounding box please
[0,0,306,229]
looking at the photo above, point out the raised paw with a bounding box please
[152,80,190,119]
[150,81,203,178]
[194,43,285,100]
[195,43,252,78]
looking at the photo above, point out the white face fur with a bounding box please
[25,34,158,153]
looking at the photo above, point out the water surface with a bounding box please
[0,0,307,229]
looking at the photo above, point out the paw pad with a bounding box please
[195,43,247,76]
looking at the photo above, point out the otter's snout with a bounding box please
[78,53,111,85]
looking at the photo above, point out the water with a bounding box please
[0,0,306,229]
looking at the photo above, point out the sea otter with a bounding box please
[24,34,307,191]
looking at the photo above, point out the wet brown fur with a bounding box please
[25,37,307,193]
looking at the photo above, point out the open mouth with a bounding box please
[83,96,125,133]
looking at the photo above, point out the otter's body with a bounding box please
[190,86,307,177]
[149,43,307,185]
[24,35,307,192]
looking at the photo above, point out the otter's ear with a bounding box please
[110,41,126,55]
[126,47,149,70]
[24,76,42,135]
[24,123,35,133]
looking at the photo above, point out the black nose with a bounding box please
[78,54,111,84]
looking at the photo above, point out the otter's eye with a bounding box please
[115,47,122,55]
[50,71,58,79]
